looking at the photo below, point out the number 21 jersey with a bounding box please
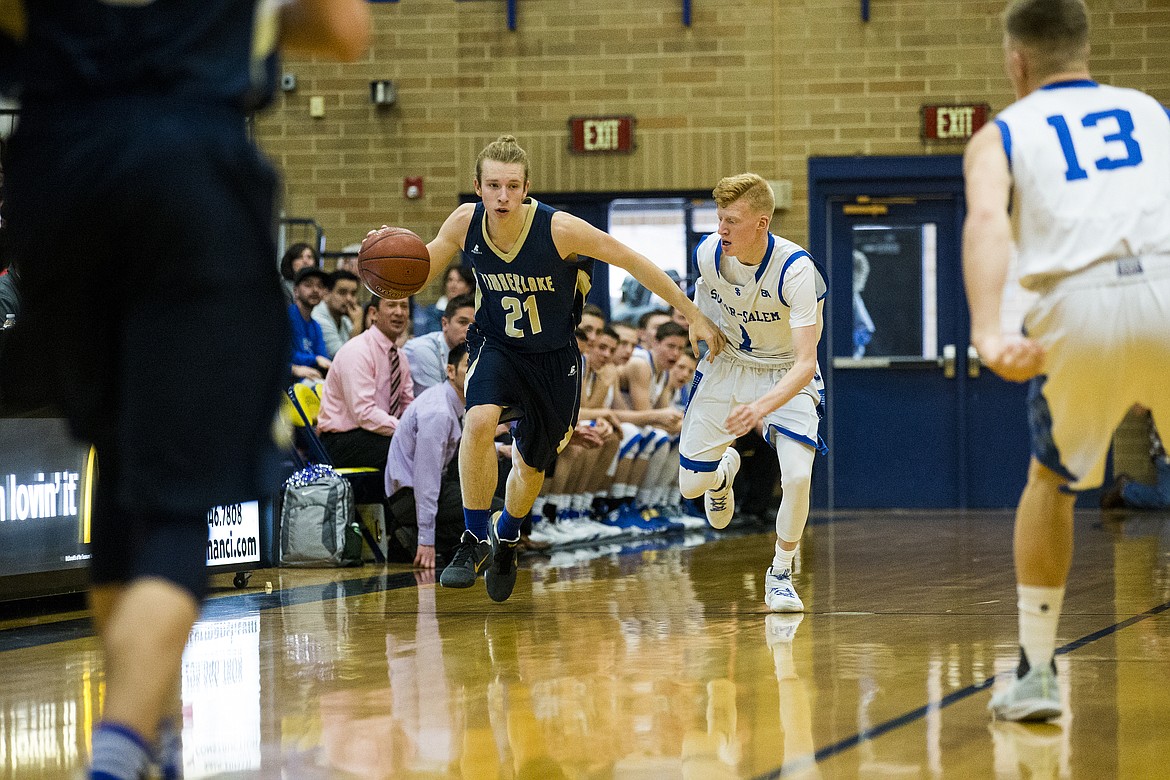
[463,199,593,353]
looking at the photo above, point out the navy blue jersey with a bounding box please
[463,199,593,353]
[3,0,278,111]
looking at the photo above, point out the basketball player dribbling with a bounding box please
[422,135,726,602]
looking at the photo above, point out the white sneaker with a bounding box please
[676,513,709,531]
[764,613,804,646]
[704,448,741,529]
[988,663,1062,722]
[764,566,804,612]
[527,521,559,546]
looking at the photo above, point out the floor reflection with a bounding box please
[2,510,1170,778]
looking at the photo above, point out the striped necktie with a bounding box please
[387,346,402,416]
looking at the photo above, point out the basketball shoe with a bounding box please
[704,447,741,529]
[486,512,521,603]
[988,653,1061,722]
[439,530,491,589]
[764,565,804,612]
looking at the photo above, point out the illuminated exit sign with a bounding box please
[921,103,991,142]
[569,116,635,154]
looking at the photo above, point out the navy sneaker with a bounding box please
[486,512,521,603]
[439,530,490,588]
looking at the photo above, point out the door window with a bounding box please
[849,223,938,360]
[606,198,713,324]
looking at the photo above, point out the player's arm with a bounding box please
[611,359,682,427]
[622,357,654,411]
[422,203,475,288]
[962,122,1044,382]
[280,0,370,61]
[551,213,725,358]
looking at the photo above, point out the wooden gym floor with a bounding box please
[2,508,1168,778]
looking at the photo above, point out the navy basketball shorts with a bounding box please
[4,99,289,527]
[464,331,581,473]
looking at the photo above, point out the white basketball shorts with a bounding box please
[1024,254,1170,490]
[679,355,824,472]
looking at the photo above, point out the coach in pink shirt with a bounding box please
[317,296,414,472]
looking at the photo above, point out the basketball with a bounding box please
[357,227,431,299]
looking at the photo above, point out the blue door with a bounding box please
[810,157,1031,509]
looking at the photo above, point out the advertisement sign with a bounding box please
[0,419,93,578]
[206,501,260,568]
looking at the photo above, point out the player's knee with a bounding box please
[780,463,812,494]
[463,406,500,439]
[679,467,715,499]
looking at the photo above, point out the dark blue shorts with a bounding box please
[464,326,581,473]
[3,98,288,519]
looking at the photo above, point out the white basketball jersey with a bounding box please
[995,80,1170,287]
[693,233,826,367]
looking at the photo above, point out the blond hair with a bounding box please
[476,135,530,182]
[712,173,774,215]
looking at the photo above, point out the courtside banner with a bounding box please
[206,501,261,567]
[0,418,93,577]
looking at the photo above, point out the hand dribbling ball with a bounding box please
[357,227,430,299]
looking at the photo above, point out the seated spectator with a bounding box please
[668,347,699,410]
[0,261,20,321]
[1102,405,1170,511]
[289,267,332,382]
[317,296,413,474]
[413,264,474,337]
[636,309,671,352]
[384,344,491,569]
[402,293,474,395]
[606,321,688,525]
[531,326,623,537]
[313,269,364,357]
[579,303,606,341]
[362,299,379,332]
[280,242,320,304]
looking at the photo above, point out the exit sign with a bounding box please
[921,104,991,142]
[569,116,635,154]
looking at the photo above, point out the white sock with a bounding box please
[1018,584,1065,672]
[772,543,797,574]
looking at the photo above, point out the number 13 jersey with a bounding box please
[994,80,1170,288]
[463,198,593,353]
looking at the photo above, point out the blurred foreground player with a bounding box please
[0,2,368,778]
[963,0,1170,721]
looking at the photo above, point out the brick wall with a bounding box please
[256,0,1170,282]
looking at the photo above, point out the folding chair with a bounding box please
[283,384,387,563]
